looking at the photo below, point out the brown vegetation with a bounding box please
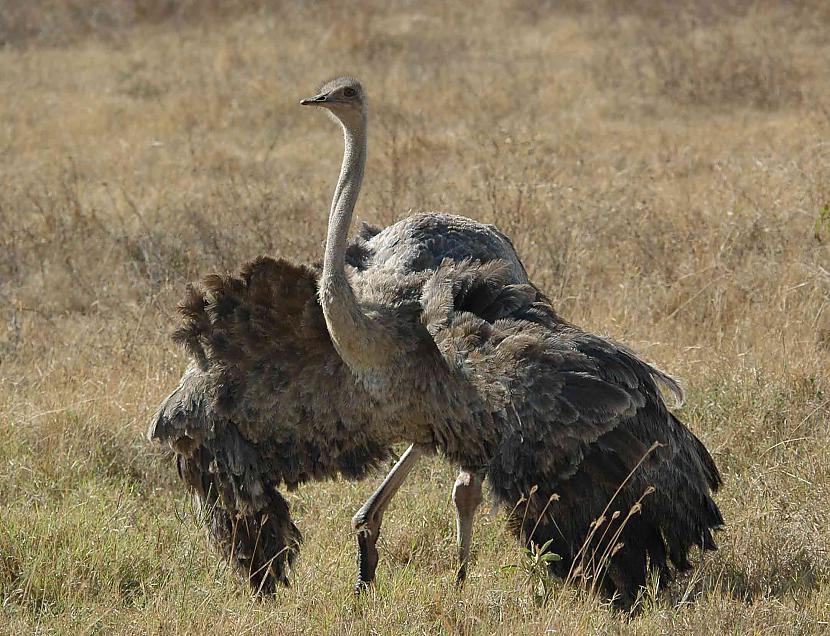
[1,1,828,633]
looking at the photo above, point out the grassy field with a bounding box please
[1,1,829,633]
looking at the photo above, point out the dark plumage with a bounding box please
[149,75,722,606]
[421,259,722,604]
[150,236,722,604]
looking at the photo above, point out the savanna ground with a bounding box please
[1,1,829,633]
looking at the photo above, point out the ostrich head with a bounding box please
[300,76,366,129]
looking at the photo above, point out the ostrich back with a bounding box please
[358,212,529,279]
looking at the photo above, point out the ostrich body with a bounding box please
[150,77,723,605]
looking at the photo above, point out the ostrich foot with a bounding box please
[353,510,382,593]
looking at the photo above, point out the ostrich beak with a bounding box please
[300,93,330,106]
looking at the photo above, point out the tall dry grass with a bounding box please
[1,1,829,633]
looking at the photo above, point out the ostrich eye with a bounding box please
[343,87,357,98]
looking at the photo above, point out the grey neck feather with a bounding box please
[319,112,394,372]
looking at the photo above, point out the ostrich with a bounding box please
[150,77,723,605]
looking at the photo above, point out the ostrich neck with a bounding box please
[319,117,393,372]
[322,123,366,282]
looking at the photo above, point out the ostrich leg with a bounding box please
[452,468,484,586]
[352,443,427,592]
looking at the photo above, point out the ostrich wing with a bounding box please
[421,258,723,603]
[148,258,347,593]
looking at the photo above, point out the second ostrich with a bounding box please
[150,76,723,606]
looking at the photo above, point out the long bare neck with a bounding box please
[319,114,394,372]
[322,122,366,282]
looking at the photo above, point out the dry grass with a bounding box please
[1,1,829,633]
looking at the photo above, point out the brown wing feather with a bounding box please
[149,255,393,594]
[422,258,723,605]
